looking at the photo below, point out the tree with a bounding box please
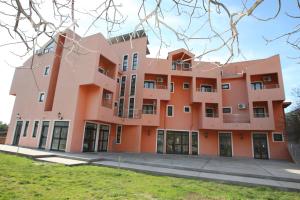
[286,87,300,143]
[0,121,8,132]
[0,0,297,63]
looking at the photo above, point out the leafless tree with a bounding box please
[0,0,297,64]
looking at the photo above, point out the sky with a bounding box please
[0,0,299,124]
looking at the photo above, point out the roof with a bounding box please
[283,102,292,108]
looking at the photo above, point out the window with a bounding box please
[201,85,212,92]
[44,65,50,75]
[170,82,174,93]
[223,107,232,114]
[143,104,155,114]
[205,108,214,117]
[144,81,155,89]
[132,53,138,70]
[23,121,29,137]
[222,83,230,90]
[128,98,135,118]
[253,107,266,118]
[273,132,284,142]
[184,106,191,113]
[38,92,45,102]
[114,102,118,107]
[183,82,190,89]
[167,105,174,117]
[116,125,122,144]
[191,132,198,155]
[120,76,126,97]
[130,75,137,96]
[118,98,124,117]
[117,78,120,83]
[32,121,39,137]
[122,55,128,71]
[251,82,263,90]
[157,130,164,153]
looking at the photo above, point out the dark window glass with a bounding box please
[205,108,214,117]
[143,105,155,114]
[223,107,231,113]
[130,75,136,96]
[183,83,190,89]
[157,130,164,153]
[44,66,50,75]
[32,121,39,137]
[222,84,230,90]
[132,53,138,70]
[39,121,49,149]
[201,85,212,92]
[251,82,263,90]
[273,133,283,142]
[167,106,173,117]
[128,98,135,118]
[170,82,174,92]
[120,76,126,97]
[144,81,155,89]
[51,121,69,151]
[122,55,128,71]
[192,132,198,155]
[23,121,29,136]
[184,106,190,113]
[253,108,266,118]
[83,123,97,152]
[39,93,45,102]
[116,125,122,144]
[118,98,124,117]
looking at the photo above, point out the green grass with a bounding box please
[0,153,299,200]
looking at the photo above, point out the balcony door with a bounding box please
[12,121,23,146]
[253,133,269,159]
[219,132,232,157]
[98,125,109,152]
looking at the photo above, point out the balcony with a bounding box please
[193,78,219,103]
[249,73,284,101]
[201,103,222,129]
[222,113,251,130]
[143,74,170,100]
[171,61,192,71]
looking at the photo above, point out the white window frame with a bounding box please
[43,65,50,76]
[127,97,135,118]
[23,120,30,137]
[131,52,138,70]
[183,82,190,89]
[170,82,174,93]
[129,74,137,96]
[200,84,213,92]
[38,92,45,102]
[272,132,284,142]
[183,106,191,113]
[251,81,263,90]
[222,83,230,90]
[166,105,174,117]
[253,106,267,117]
[144,80,155,89]
[119,75,126,97]
[116,125,122,144]
[222,107,232,114]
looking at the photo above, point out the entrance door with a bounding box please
[51,121,69,151]
[191,132,198,155]
[166,131,189,154]
[253,133,269,159]
[12,121,23,146]
[219,133,232,157]
[98,125,109,152]
[39,121,49,149]
[83,123,97,152]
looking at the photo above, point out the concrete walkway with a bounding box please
[1,144,300,191]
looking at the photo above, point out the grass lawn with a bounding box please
[0,153,299,200]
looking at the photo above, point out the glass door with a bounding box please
[83,123,97,152]
[192,132,198,155]
[253,133,269,159]
[219,133,232,157]
[51,121,69,151]
[98,125,109,152]
[156,130,164,153]
[12,121,23,146]
[166,131,189,154]
[39,121,49,149]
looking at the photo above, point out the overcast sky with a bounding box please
[0,0,299,124]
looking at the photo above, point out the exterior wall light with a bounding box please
[16,113,21,120]
[57,112,63,120]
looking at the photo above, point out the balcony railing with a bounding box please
[114,109,142,119]
[196,87,217,92]
[98,66,114,79]
[253,112,269,118]
[144,84,168,89]
[251,84,279,90]
[142,108,157,114]
[171,61,192,71]
[205,112,219,118]
[102,99,113,108]
[223,114,250,123]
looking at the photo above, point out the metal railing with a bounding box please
[196,87,217,92]
[205,112,219,118]
[171,61,192,71]
[251,84,279,90]
[223,113,250,123]
[114,109,142,119]
[144,84,168,89]
[142,109,157,114]
[253,112,269,118]
[102,99,113,108]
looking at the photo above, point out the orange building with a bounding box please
[6,30,291,160]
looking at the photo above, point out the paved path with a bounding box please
[1,144,300,191]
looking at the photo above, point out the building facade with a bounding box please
[6,30,291,160]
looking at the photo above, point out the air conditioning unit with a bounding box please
[263,76,272,82]
[238,103,247,110]
[156,77,164,83]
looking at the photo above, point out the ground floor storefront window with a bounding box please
[51,121,69,151]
